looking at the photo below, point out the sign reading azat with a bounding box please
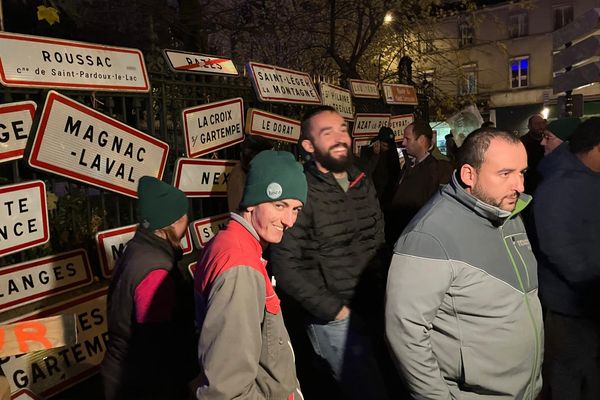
[172,158,236,197]
[0,101,37,163]
[0,32,149,92]
[352,114,390,137]
[182,98,244,158]
[27,91,169,198]
[320,82,353,120]
[95,224,193,278]
[246,62,321,104]
[191,213,230,248]
[0,180,49,258]
[246,108,300,143]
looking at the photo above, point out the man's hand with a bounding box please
[335,306,351,321]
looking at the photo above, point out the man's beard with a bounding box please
[472,182,517,212]
[313,143,353,173]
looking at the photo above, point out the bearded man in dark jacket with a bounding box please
[270,106,390,400]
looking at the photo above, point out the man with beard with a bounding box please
[270,106,390,400]
[386,127,543,399]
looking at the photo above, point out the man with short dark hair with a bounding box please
[534,117,600,400]
[386,127,543,399]
[387,120,453,243]
[521,114,546,194]
[271,105,390,400]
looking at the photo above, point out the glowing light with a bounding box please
[542,107,550,119]
[384,12,393,24]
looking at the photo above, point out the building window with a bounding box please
[458,16,474,47]
[508,13,528,38]
[510,57,529,89]
[460,64,477,95]
[554,5,573,30]
[419,69,435,84]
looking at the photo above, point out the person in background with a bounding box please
[227,134,274,212]
[102,176,198,400]
[386,127,543,399]
[270,106,390,400]
[521,114,546,195]
[444,132,458,164]
[541,117,580,156]
[534,118,600,400]
[194,150,307,400]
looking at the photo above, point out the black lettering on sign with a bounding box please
[0,120,28,143]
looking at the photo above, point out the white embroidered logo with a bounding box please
[266,182,283,199]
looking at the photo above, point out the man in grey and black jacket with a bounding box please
[386,127,543,399]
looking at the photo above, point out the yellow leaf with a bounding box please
[37,5,60,26]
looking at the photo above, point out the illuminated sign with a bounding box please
[163,49,238,76]
[245,108,300,143]
[0,101,36,163]
[246,62,320,104]
[172,158,236,197]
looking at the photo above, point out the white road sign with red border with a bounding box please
[191,213,230,248]
[246,62,321,104]
[352,113,390,137]
[348,79,380,99]
[245,108,300,143]
[389,114,414,142]
[163,49,238,76]
[319,82,353,120]
[172,158,236,197]
[0,101,37,163]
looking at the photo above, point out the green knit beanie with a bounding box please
[240,150,307,208]
[137,176,188,230]
[547,117,581,141]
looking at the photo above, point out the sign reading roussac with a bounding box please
[27,91,169,198]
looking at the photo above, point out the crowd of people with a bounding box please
[100,106,600,400]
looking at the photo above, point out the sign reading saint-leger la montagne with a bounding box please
[182,98,244,158]
[0,32,149,92]
[27,91,169,198]
[172,158,236,197]
[0,101,37,163]
[319,82,353,120]
[246,108,301,143]
[246,62,321,104]
[163,49,239,76]
[0,180,49,258]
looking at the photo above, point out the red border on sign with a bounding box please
[95,224,136,278]
[163,49,239,76]
[182,98,245,158]
[247,62,321,104]
[382,83,418,105]
[348,79,380,99]
[0,180,49,257]
[192,213,230,247]
[390,113,414,142]
[172,158,236,197]
[28,91,169,198]
[0,249,93,312]
[352,113,391,137]
[0,32,149,92]
[0,101,36,162]
[247,109,300,143]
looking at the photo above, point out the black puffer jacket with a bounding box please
[270,161,387,322]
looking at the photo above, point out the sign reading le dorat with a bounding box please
[0,180,49,258]
[27,91,169,198]
[0,101,37,164]
[246,108,301,143]
[0,32,149,92]
[182,98,245,158]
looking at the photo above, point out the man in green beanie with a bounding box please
[194,150,306,400]
[541,117,581,155]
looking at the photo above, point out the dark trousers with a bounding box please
[543,310,600,400]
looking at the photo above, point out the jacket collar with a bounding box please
[304,160,364,186]
[134,227,181,260]
[229,212,264,254]
[443,172,531,225]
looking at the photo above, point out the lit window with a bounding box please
[510,57,529,89]
[460,64,477,95]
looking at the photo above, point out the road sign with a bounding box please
[191,213,230,248]
[352,113,390,137]
[319,82,353,120]
[0,315,77,358]
[246,62,321,104]
[0,101,36,163]
[348,79,380,99]
[382,83,418,105]
[172,158,236,197]
[245,108,300,143]
[553,61,600,94]
[163,49,238,76]
[389,114,414,142]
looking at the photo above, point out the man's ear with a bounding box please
[460,164,477,191]
[301,139,314,153]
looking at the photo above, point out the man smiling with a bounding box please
[194,150,306,400]
[386,127,543,399]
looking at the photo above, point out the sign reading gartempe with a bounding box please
[182,98,244,158]
[27,91,169,198]
[0,180,49,258]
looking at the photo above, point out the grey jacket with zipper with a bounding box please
[385,174,543,400]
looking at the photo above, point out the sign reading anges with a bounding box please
[0,101,37,163]
[191,213,230,248]
[389,114,414,142]
[319,82,354,120]
[0,32,150,92]
[0,288,108,399]
[0,180,49,258]
[0,249,93,313]
[246,62,321,104]
[95,224,193,278]
[353,137,375,156]
[182,98,244,158]
[352,114,391,137]
[382,83,418,105]
[172,158,236,197]
[246,108,300,143]
[163,49,239,76]
[27,91,169,198]
[348,79,380,99]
